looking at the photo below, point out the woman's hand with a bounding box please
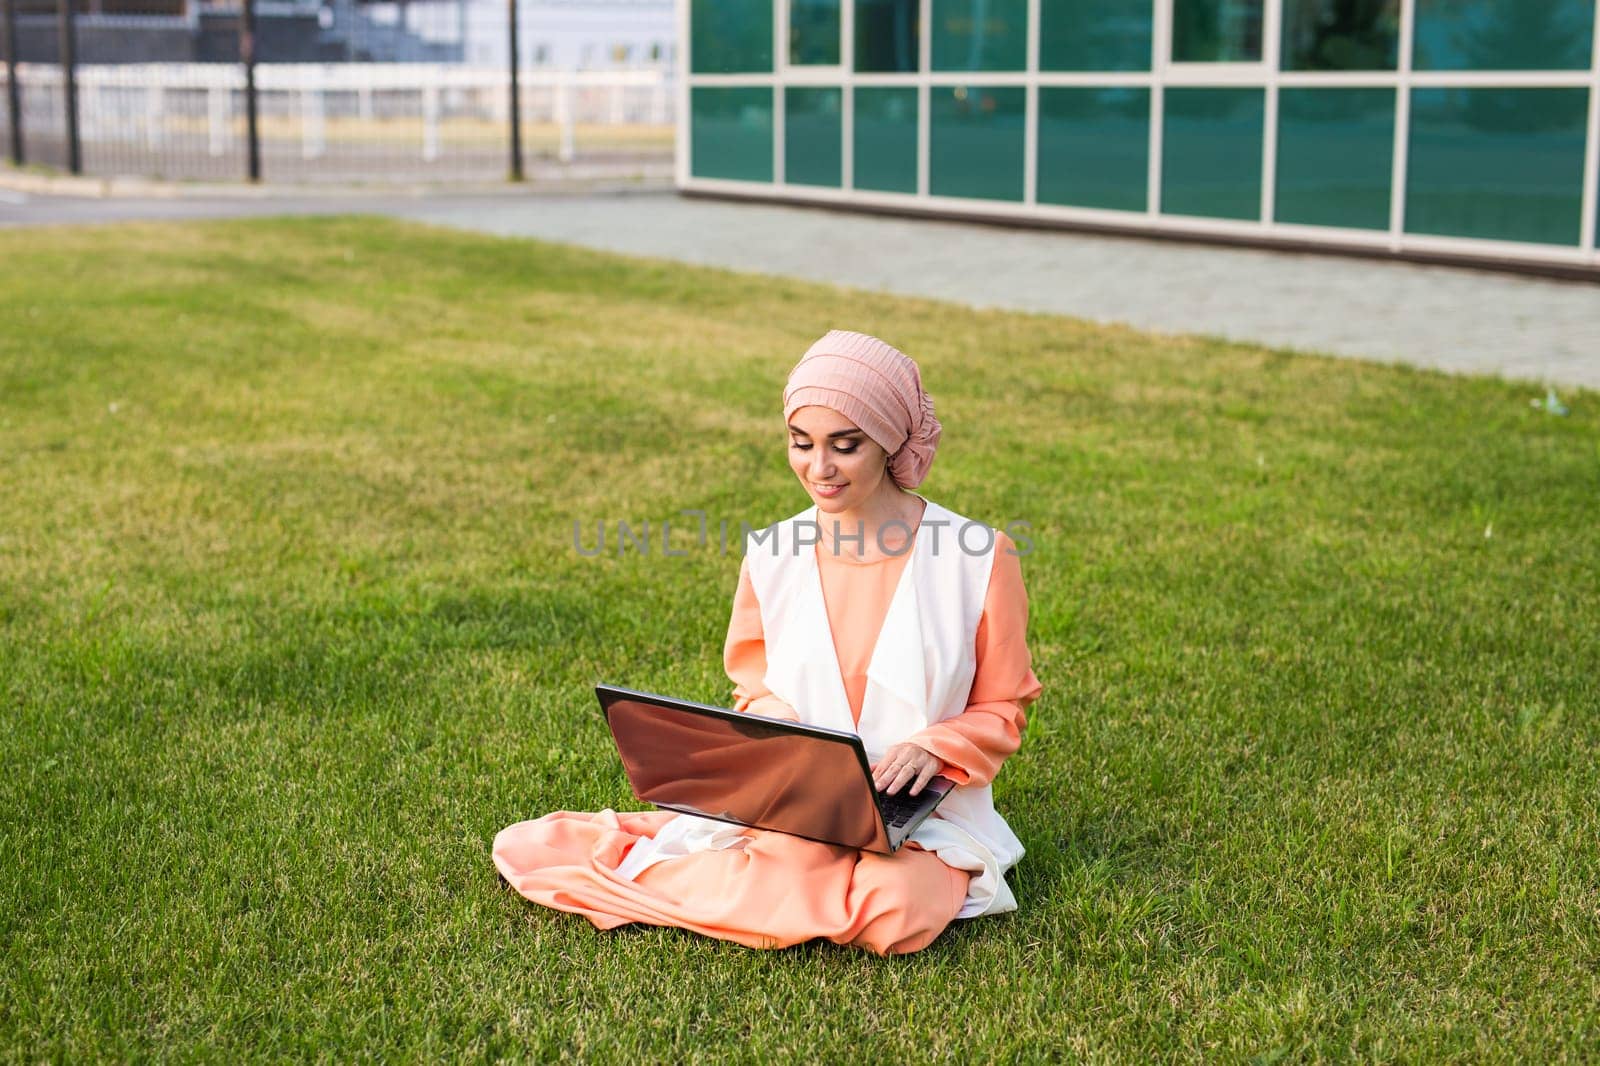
[871,742,942,796]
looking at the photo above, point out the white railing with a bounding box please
[1,63,674,164]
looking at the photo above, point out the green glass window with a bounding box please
[930,85,1026,201]
[1413,0,1593,71]
[785,87,842,187]
[691,87,774,182]
[856,0,920,72]
[1037,88,1150,212]
[1275,88,1394,230]
[1161,88,1264,220]
[1039,0,1154,71]
[853,87,919,193]
[691,0,773,73]
[931,0,1027,71]
[1405,88,1588,246]
[790,0,841,65]
[1280,0,1399,70]
[1172,0,1264,62]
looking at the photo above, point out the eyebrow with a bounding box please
[787,424,863,439]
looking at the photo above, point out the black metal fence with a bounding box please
[0,0,675,183]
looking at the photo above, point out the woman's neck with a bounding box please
[817,484,927,560]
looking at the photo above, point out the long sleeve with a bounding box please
[906,530,1041,787]
[723,557,801,722]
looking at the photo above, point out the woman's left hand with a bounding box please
[871,742,942,796]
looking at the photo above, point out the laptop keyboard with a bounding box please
[876,789,927,829]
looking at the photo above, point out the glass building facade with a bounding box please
[681,0,1600,271]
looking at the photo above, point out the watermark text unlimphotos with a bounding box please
[572,511,1034,558]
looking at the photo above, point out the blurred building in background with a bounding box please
[681,0,1600,273]
[464,0,674,68]
[0,0,677,181]
[6,0,674,66]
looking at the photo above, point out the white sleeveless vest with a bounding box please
[744,496,1025,918]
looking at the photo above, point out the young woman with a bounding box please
[493,330,1042,955]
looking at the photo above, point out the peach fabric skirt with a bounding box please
[492,809,972,956]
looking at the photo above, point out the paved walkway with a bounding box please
[3,175,1596,391]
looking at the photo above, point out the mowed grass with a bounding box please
[1,215,1597,1062]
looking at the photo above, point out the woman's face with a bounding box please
[786,405,893,514]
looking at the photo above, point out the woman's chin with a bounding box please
[810,493,850,513]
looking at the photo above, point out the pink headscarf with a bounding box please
[782,330,942,489]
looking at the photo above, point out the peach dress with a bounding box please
[491,530,1042,955]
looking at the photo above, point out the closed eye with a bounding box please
[791,440,858,453]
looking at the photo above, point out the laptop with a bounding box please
[597,684,954,854]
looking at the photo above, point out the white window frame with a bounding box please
[779,0,849,79]
[776,0,850,188]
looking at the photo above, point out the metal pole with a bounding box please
[3,0,23,166]
[241,0,259,181]
[507,0,522,181]
[57,0,79,173]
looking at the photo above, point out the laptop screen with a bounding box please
[603,693,888,851]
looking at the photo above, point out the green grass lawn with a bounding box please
[2,216,1597,1061]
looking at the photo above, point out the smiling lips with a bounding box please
[812,483,846,497]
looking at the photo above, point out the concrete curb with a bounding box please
[0,166,676,201]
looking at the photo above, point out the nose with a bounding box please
[808,446,834,481]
